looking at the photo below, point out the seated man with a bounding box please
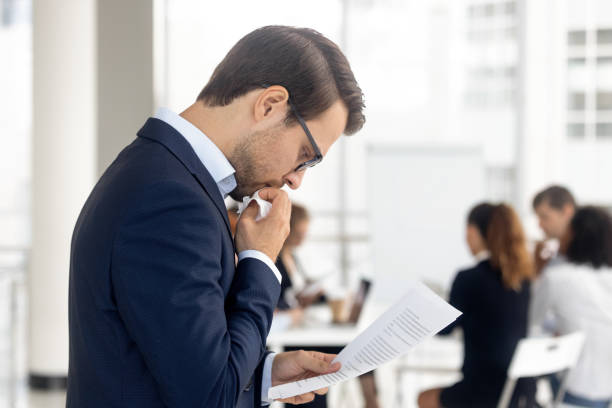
[530,206,612,407]
[532,185,576,274]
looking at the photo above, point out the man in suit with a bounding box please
[67,25,365,407]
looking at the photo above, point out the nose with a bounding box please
[283,170,305,190]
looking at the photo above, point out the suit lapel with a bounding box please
[137,118,235,251]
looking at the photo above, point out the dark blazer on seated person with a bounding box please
[67,118,280,408]
[439,259,536,408]
[276,254,296,311]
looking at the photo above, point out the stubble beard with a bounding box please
[227,126,280,201]
[228,139,258,201]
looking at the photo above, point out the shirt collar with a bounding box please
[153,107,237,198]
[474,250,490,262]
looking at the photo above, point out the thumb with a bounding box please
[240,200,260,220]
[257,187,281,203]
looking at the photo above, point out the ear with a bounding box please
[562,203,575,218]
[253,85,289,123]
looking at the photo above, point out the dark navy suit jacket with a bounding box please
[67,118,280,407]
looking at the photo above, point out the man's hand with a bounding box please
[271,350,341,404]
[296,289,324,308]
[235,188,291,261]
[534,240,551,276]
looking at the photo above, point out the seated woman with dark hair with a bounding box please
[418,203,537,408]
[531,206,612,408]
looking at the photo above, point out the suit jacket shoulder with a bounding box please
[68,119,280,408]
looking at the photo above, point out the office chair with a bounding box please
[497,332,586,408]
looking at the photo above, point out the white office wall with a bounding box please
[367,144,486,301]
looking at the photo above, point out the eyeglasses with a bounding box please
[287,98,323,172]
[260,84,323,172]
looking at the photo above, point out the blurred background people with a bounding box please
[271,203,312,331]
[532,185,576,275]
[278,203,380,408]
[418,203,536,408]
[276,203,324,312]
[530,206,612,407]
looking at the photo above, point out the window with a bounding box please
[568,30,586,46]
[596,91,612,110]
[0,0,31,248]
[568,92,586,110]
[0,1,31,405]
[567,123,585,138]
[503,2,516,16]
[596,28,612,45]
[596,123,612,137]
[565,23,612,140]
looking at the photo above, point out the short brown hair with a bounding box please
[197,25,365,135]
[532,185,576,210]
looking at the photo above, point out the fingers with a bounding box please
[313,387,329,396]
[309,351,341,372]
[279,392,316,404]
[277,388,329,404]
[296,350,341,375]
[316,352,339,365]
[239,200,260,220]
[258,188,291,212]
[257,187,284,202]
[233,187,291,259]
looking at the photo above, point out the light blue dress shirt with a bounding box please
[153,107,279,404]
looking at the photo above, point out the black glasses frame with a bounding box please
[287,98,323,172]
[260,84,323,172]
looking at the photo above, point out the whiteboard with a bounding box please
[366,143,485,304]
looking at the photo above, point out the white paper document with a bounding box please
[268,282,462,400]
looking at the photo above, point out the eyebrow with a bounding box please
[303,143,314,157]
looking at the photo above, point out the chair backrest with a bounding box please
[507,332,585,379]
[497,332,586,408]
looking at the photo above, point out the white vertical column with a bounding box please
[516,0,566,235]
[30,0,155,388]
[30,0,97,386]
